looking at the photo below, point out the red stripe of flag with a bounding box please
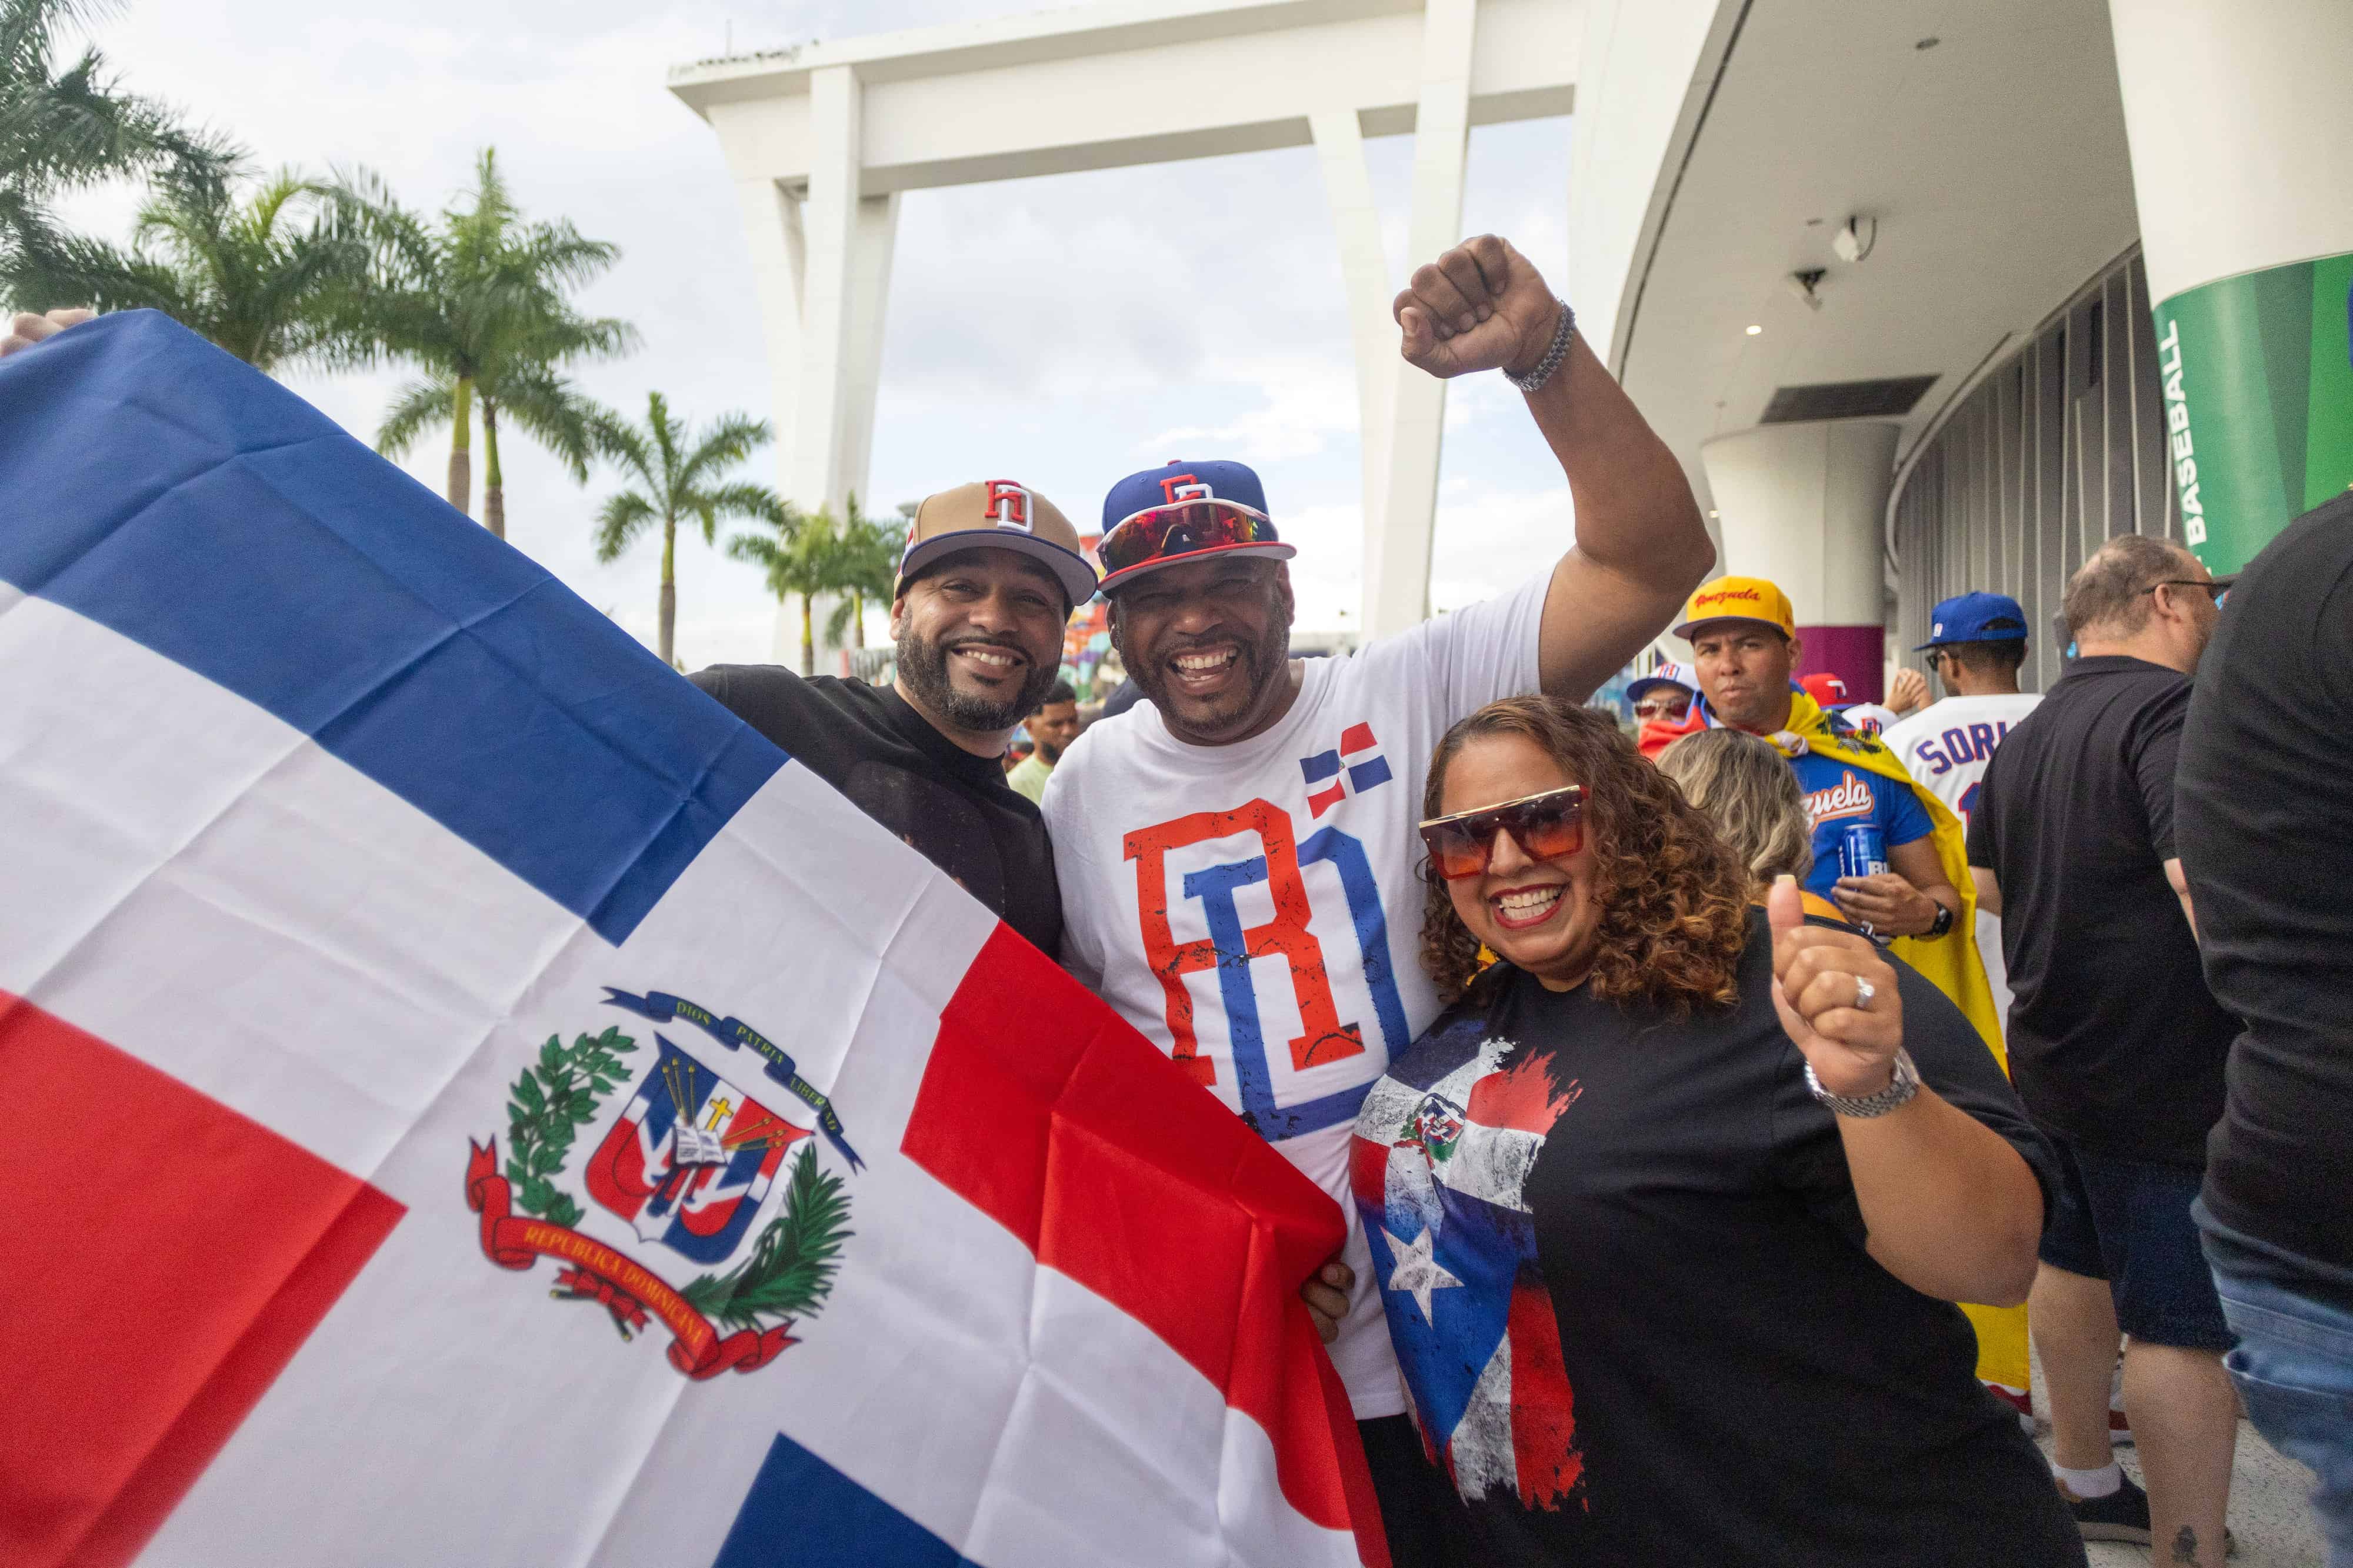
[1505,1279,1584,1507]
[902,925,1387,1566]
[0,990,405,1568]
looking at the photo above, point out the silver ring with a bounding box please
[1852,976,1876,1011]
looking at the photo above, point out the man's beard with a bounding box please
[1114,611,1292,743]
[897,627,1057,732]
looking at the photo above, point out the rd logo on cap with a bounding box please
[1159,474,1214,505]
[984,480,1034,532]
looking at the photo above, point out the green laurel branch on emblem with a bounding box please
[679,1143,853,1333]
[505,1026,636,1229]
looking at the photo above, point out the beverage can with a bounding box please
[1839,822,1887,880]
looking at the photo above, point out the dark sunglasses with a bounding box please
[2145,578,2232,604]
[1098,499,1281,579]
[1418,786,1586,881]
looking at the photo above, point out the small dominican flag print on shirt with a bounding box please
[1301,723,1394,818]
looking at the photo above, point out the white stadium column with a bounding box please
[1699,422,1898,702]
[1309,107,1398,567]
[739,66,896,667]
[2108,0,2353,572]
[789,65,866,518]
[838,192,902,523]
[1364,0,1477,639]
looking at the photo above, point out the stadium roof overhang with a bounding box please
[1607,0,2142,521]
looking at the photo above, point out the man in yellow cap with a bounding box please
[693,480,1095,956]
[1677,575,1962,941]
[1677,573,2034,1419]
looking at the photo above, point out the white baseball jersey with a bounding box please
[1881,693,2044,1029]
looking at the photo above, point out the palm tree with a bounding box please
[18,164,371,369]
[809,495,903,649]
[350,149,635,538]
[726,507,834,678]
[592,391,781,668]
[0,0,234,307]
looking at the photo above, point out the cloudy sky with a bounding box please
[59,0,1577,667]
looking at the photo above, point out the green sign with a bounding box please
[2154,251,2353,573]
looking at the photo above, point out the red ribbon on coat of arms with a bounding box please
[465,1141,796,1379]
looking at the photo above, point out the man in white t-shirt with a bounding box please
[1881,592,2041,1023]
[1041,233,1713,1547]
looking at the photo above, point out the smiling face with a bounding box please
[890,548,1068,740]
[1435,732,1604,990]
[1107,555,1295,745]
[1688,620,1799,732]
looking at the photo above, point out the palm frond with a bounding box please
[675,412,771,492]
[375,373,459,459]
[676,1144,852,1332]
[694,479,787,541]
[483,360,612,483]
[586,399,656,489]
[592,489,658,563]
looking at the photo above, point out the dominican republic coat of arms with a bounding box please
[464,988,859,1379]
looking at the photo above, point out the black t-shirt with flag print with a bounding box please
[1349,913,2082,1567]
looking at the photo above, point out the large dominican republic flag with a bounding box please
[0,313,1382,1568]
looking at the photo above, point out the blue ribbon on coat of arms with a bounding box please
[599,989,864,1170]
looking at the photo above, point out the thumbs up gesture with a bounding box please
[1768,876,1905,1098]
[1394,235,1561,381]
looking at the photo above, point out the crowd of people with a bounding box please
[9,227,2347,1568]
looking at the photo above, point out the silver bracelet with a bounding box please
[1804,1047,1920,1118]
[1504,298,1577,392]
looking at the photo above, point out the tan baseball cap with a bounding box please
[895,480,1098,611]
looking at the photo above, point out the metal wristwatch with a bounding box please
[1504,298,1577,392]
[1925,902,1956,939]
[1804,1047,1921,1118]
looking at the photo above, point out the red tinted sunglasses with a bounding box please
[1098,499,1281,578]
[1418,786,1586,880]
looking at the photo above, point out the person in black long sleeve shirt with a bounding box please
[2175,491,2353,1567]
[693,481,1096,958]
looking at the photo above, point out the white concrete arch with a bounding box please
[669,0,1579,647]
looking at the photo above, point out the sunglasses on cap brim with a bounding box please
[1418,785,1587,881]
[1098,498,1282,581]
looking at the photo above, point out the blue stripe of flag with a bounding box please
[1299,749,1341,784]
[0,312,781,945]
[716,1432,980,1568]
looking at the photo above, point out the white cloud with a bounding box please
[1137,358,1362,463]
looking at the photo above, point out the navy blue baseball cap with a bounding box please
[1096,459,1296,593]
[1915,591,2029,650]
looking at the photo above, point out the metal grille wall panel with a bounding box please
[1892,249,2175,694]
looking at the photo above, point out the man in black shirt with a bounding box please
[694,481,1095,956]
[2175,491,2353,1565]
[1968,533,2238,1566]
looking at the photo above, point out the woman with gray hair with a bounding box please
[1658,728,1844,916]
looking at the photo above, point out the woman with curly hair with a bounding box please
[1333,695,2078,1566]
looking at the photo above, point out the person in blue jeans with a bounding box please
[2175,492,2353,1567]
